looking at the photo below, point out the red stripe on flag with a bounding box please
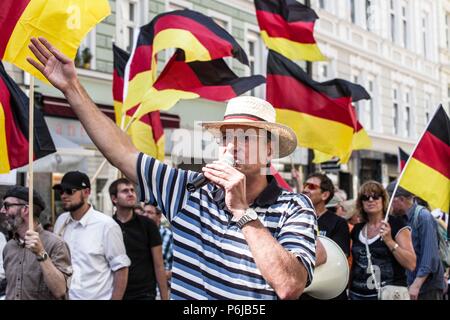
[154,59,237,100]
[0,77,29,168]
[0,0,30,59]
[413,131,450,179]
[270,165,293,191]
[256,10,316,44]
[112,69,124,102]
[154,15,234,60]
[267,74,355,128]
[129,45,153,80]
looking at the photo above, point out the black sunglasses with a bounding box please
[1,202,27,210]
[57,188,82,196]
[361,194,382,201]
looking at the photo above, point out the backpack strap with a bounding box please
[411,204,423,231]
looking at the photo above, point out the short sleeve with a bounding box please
[103,223,131,272]
[136,153,199,222]
[146,218,162,248]
[277,195,317,286]
[49,240,73,278]
[388,215,410,239]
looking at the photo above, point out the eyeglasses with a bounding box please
[303,182,321,191]
[361,194,382,201]
[57,188,82,196]
[1,202,27,210]
[215,133,266,146]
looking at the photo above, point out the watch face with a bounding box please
[247,209,258,219]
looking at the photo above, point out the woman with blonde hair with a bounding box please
[349,181,416,300]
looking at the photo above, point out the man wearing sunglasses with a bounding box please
[1,186,72,300]
[301,173,350,300]
[53,171,131,300]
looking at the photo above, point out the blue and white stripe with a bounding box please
[137,153,317,300]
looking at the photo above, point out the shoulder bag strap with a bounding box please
[364,225,381,293]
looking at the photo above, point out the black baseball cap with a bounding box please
[3,186,46,211]
[386,181,413,198]
[53,171,91,191]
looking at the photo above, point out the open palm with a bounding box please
[27,37,77,92]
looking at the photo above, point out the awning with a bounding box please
[17,130,95,173]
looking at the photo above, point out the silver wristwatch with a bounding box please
[36,251,49,262]
[236,208,258,229]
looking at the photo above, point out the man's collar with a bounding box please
[405,202,417,220]
[253,175,283,207]
[71,205,94,227]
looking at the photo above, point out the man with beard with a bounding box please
[109,178,168,300]
[53,171,130,300]
[1,186,72,299]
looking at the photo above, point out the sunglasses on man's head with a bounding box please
[303,182,321,191]
[57,188,82,196]
[361,194,382,201]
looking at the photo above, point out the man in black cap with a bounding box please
[0,186,72,300]
[387,181,445,300]
[53,171,130,300]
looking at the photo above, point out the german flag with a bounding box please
[254,0,325,61]
[113,45,164,161]
[267,50,370,161]
[313,121,372,163]
[0,0,110,82]
[133,50,265,119]
[0,62,55,173]
[123,9,249,113]
[399,106,450,212]
[398,147,409,172]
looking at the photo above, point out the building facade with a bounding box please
[1,0,449,222]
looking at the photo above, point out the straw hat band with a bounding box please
[223,114,268,122]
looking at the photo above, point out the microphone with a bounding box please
[186,148,235,192]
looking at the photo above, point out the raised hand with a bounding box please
[27,37,78,93]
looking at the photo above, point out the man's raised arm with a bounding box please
[27,37,139,182]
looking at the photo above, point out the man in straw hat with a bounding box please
[27,37,318,300]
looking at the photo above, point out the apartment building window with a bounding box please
[352,74,362,122]
[245,28,266,98]
[405,106,411,137]
[350,0,356,24]
[319,0,325,9]
[77,28,96,70]
[393,88,399,135]
[401,4,408,48]
[367,79,375,130]
[365,0,374,31]
[422,13,429,58]
[448,86,450,110]
[446,14,450,50]
[116,0,147,53]
[424,94,431,124]
[404,91,411,137]
[389,0,396,42]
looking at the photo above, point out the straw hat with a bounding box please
[201,96,297,158]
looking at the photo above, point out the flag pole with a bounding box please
[384,105,442,222]
[28,76,35,230]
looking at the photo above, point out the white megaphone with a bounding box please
[303,235,350,299]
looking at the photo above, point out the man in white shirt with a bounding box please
[53,171,130,300]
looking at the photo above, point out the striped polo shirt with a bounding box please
[137,153,317,300]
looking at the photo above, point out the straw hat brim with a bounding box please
[201,120,298,159]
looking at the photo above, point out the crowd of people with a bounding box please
[0,37,448,300]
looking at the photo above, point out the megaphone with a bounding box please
[303,235,349,299]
